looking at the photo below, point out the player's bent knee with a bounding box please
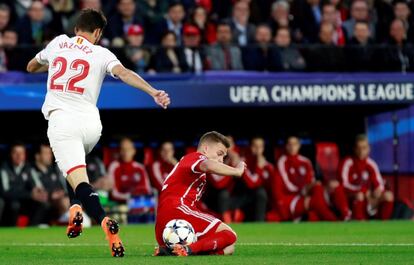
[223,244,235,255]
[328,180,339,191]
[356,192,365,201]
[216,223,237,242]
[383,191,394,202]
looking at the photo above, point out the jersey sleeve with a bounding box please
[35,35,61,65]
[190,154,208,174]
[103,49,122,78]
[367,159,385,192]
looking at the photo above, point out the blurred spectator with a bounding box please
[16,1,51,45]
[31,144,68,221]
[342,0,375,41]
[148,31,188,73]
[66,0,102,36]
[3,27,32,71]
[0,33,6,72]
[0,143,49,226]
[239,137,274,221]
[150,2,185,45]
[305,22,345,71]
[206,22,243,70]
[0,4,12,33]
[321,3,346,45]
[183,24,206,73]
[46,0,74,35]
[268,0,297,39]
[381,18,414,72]
[345,21,375,71]
[225,0,255,46]
[190,6,216,44]
[338,135,394,220]
[108,138,152,203]
[137,0,169,42]
[329,0,348,21]
[274,27,306,71]
[275,136,337,221]
[125,24,150,73]
[106,0,142,46]
[393,0,414,42]
[148,141,177,192]
[241,24,283,71]
[295,0,322,43]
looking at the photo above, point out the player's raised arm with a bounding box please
[111,64,170,109]
[199,159,246,177]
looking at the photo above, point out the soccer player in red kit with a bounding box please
[338,135,394,220]
[155,131,246,256]
[275,136,337,221]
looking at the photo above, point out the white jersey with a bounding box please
[35,34,121,119]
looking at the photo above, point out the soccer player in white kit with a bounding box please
[26,9,170,257]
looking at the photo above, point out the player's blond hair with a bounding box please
[198,131,231,149]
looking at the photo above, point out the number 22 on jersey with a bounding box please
[50,56,89,95]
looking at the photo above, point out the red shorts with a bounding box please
[155,204,222,247]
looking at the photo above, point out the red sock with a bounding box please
[352,200,366,220]
[380,201,394,220]
[331,185,350,219]
[189,230,237,254]
[310,185,337,221]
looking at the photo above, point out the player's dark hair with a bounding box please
[75,8,107,33]
[168,1,184,10]
[34,142,50,155]
[198,131,231,148]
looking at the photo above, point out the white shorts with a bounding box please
[47,110,102,177]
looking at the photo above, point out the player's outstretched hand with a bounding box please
[153,90,171,109]
[235,161,247,177]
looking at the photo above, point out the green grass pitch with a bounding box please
[1,221,414,264]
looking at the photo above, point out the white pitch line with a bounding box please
[5,242,414,247]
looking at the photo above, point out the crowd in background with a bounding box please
[0,0,413,72]
[0,134,402,226]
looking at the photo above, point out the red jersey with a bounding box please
[207,173,233,189]
[158,152,208,209]
[148,159,175,192]
[276,154,315,195]
[108,160,151,201]
[339,156,384,193]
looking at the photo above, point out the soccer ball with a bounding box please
[162,219,197,249]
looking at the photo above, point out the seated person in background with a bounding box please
[31,143,69,222]
[305,22,344,71]
[148,31,188,73]
[148,141,178,193]
[124,24,150,74]
[274,27,306,71]
[241,24,282,71]
[275,136,337,221]
[206,22,243,70]
[0,142,49,226]
[206,135,238,223]
[183,24,206,74]
[345,21,375,72]
[108,138,152,203]
[338,135,394,220]
[238,136,274,221]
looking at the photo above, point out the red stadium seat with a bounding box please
[315,142,340,182]
[103,147,119,168]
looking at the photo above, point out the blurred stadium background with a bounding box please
[0,0,414,241]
